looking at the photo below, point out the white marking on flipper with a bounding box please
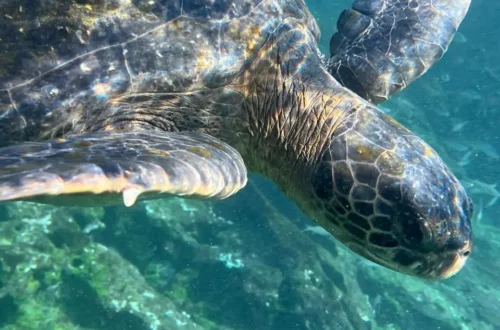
[123,187,143,207]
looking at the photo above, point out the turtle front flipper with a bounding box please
[0,132,247,206]
[329,0,471,104]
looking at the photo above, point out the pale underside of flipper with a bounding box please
[329,0,471,104]
[0,131,247,206]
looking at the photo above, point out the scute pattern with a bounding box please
[311,104,472,276]
[351,185,376,201]
[133,0,258,20]
[0,0,474,279]
[0,0,319,145]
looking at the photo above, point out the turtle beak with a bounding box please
[433,240,472,279]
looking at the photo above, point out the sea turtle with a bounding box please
[0,0,473,279]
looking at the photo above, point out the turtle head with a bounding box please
[307,107,473,280]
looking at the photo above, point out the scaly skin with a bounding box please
[329,0,472,104]
[0,0,473,279]
[0,0,319,144]
[223,20,472,279]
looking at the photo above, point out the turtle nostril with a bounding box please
[462,250,470,257]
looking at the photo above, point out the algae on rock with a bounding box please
[0,178,498,330]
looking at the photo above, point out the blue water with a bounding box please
[0,1,499,330]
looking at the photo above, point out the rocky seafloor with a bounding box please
[0,176,497,330]
[0,0,498,329]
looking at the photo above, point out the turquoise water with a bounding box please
[0,1,499,330]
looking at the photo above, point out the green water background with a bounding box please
[0,1,499,329]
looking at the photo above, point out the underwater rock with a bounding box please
[0,178,499,330]
[0,202,206,330]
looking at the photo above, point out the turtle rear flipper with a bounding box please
[329,0,471,104]
[0,131,247,206]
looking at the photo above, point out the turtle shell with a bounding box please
[0,0,320,144]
